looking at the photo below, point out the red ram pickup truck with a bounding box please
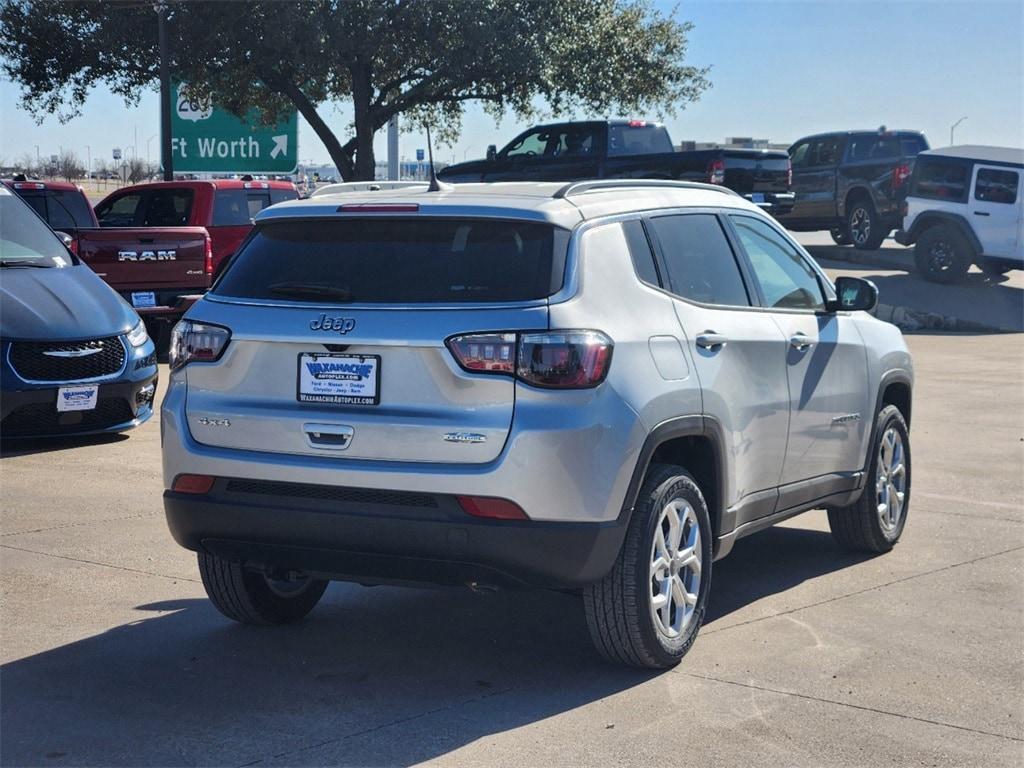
[94,178,299,276]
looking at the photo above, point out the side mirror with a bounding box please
[486,144,497,162]
[828,276,878,313]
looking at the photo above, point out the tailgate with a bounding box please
[184,302,548,464]
[76,227,210,291]
[721,152,791,193]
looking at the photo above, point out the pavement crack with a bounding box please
[236,685,516,767]
[0,543,199,583]
[682,672,1023,743]
[1,512,156,538]
[704,544,1024,636]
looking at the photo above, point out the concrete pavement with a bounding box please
[1,334,1022,767]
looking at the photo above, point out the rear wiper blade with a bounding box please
[0,260,52,268]
[268,282,353,301]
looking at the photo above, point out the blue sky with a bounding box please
[1,0,1021,170]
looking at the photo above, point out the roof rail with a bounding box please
[553,179,740,199]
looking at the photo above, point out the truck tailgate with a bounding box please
[76,227,210,291]
[721,151,791,194]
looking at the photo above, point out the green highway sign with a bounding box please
[169,82,298,174]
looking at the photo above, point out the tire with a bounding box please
[830,226,852,246]
[583,464,713,669]
[913,225,972,283]
[847,199,887,250]
[198,551,328,625]
[827,405,911,553]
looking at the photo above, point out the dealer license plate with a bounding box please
[297,353,380,405]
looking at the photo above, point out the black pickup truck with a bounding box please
[439,120,795,214]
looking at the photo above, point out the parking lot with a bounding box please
[2,330,1021,767]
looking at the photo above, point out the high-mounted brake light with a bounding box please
[168,320,231,370]
[446,330,613,389]
[337,203,420,213]
[627,120,648,128]
[707,159,725,185]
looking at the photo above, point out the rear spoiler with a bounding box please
[310,181,429,198]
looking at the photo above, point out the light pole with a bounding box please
[146,134,157,165]
[85,145,91,180]
[463,145,475,161]
[950,116,967,146]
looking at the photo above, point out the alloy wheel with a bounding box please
[649,498,702,638]
[850,207,871,245]
[876,427,907,533]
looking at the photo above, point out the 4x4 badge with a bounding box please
[310,314,356,334]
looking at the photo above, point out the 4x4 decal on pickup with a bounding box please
[117,250,177,261]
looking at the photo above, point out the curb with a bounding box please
[872,303,1007,333]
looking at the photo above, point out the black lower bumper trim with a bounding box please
[163,483,626,593]
[164,482,628,589]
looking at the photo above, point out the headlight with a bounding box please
[127,321,149,348]
[169,320,231,370]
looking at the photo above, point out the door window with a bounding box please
[648,214,750,306]
[730,216,825,311]
[789,141,812,168]
[974,168,1019,204]
[95,193,144,227]
[812,137,843,166]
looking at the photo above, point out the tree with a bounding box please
[56,149,85,181]
[1,0,710,181]
[14,152,38,178]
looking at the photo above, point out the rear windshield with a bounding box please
[607,124,674,156]
[16,189,94,229]
[214,218,568,304]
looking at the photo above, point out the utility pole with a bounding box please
[157,3,173,181]
[85,145,91,179]
[950,116,967,146]
[387,116,399,181]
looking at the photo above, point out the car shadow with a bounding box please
[1,523,867,766]
[0,431,130,459]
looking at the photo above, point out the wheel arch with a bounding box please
[908,212,983,255]
[863,370,914,474]
[840,186,875,218]
[619,415,728,544]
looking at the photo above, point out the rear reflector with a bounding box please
[457,495,529,520]
[337,203,420,213]
[172,474,216,494]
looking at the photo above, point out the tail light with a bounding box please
[447,330,612,389]
[706,159,725,185]
[169,320,231,370]
[786,158,793,187]
[204,235,214,278]
[892,163,911,190]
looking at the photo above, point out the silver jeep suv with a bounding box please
[162,180,913,668]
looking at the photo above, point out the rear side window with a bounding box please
[975,168,1019,204]
[607,124,674,156]
[142,189,193,226]
[96,193,144,227]
[215,218,568,304]
[912,158,970,202]
[621,220,660,286]
[16,190,93,229]
[648,214,750,307]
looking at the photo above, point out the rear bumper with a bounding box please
[164,480,628,588]
[744,191,795,214]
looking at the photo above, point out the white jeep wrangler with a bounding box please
[895,146,1023,282]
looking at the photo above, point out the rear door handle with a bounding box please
[973,211,990,217]
[695,332,728,350]
[789,333,814,351]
